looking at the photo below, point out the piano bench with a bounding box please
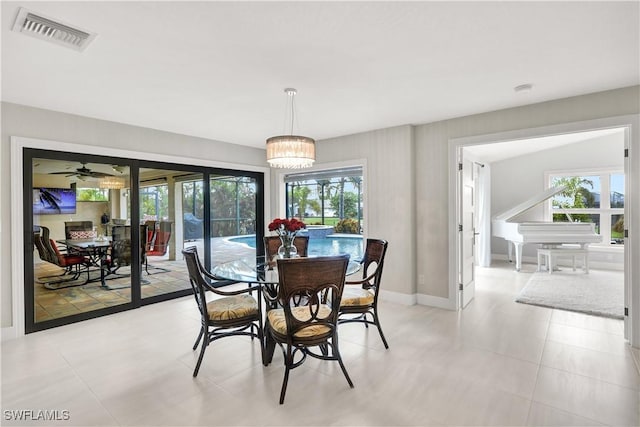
[537,247,589,274]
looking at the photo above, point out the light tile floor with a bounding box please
[2,261,638,426]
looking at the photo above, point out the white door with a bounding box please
[459,156,476,308]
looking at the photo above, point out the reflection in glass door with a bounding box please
[138,168,202,299]
[210,175,258,268]
[30,156,132,328]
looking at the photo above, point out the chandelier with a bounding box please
[266,88,315,169]
[99,176,125,189]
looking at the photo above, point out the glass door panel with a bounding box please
[210,175,258,267]
[139,167,202,299]
[31,157,132,325]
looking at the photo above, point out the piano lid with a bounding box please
[493,185,567,222]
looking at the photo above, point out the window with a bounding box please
[284,167,363,234]
[140,185,168,221]
[549,171,624,245]
[76,188,109,201]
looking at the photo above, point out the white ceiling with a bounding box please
[2,1,639,149]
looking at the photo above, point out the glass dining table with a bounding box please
[211,255,361,285]
[211,254,361,364]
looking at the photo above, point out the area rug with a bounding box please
[515,269,624,319]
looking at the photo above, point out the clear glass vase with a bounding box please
[278,235,297,258]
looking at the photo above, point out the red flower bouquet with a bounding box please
[268,218,306,235]
[268,218,306,258]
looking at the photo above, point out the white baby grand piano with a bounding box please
[492,185,603,271]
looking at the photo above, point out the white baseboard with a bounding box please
[589,261,625,271]
[491,253,624,271]
[379,290,456,310]
[417,293,456,310]
[379,289,416,306]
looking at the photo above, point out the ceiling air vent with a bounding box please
[11,7,96,52]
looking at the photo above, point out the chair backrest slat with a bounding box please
[182,247,209,319]
[360,239,388,291]
[276,254,349,336]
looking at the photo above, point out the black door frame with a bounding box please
[24,148,264,333]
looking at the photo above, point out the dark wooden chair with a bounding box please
[264,254,353,404]
[264,235,309,259]
[338,238,390,348]
[182,246,263,377]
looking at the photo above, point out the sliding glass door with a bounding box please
[210,175,259,268]
[24,149,264,333]
[28,151,134,331]
[137,167,204,300]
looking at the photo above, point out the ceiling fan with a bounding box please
[49,162,114,178]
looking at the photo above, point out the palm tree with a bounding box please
[552,176,595,222]
[552,176,595,209]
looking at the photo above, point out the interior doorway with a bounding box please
[450,122,632,343]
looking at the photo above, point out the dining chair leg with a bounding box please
[192,327,204,351]
[279,346,293,404]
[319,343,328,356]
[332,335,354,388]
[193,339,208,377]
[373,311,389,349]
[263,325,276,366]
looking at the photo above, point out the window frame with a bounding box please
[283,166,364,232]
[545,167,624,248]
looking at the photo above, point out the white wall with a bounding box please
[490,132,625,264]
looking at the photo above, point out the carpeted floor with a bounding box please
[516,269,624,319]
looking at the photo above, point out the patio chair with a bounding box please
[182,246,263,377]
[36,226,90,289]
[338,238,390,348]
[145,221,172,274]
[34,227,73,282]
[106,225,148,281]
[264,254,352,404]
[144,220,157,252]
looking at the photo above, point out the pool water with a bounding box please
[229,235,364,260]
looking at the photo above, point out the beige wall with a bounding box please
[313,125,416,299]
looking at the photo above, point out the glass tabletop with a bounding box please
[211,255,361,283]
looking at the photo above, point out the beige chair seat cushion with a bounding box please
[267,305,333,337]
[207,294,258,321]
[340,287,375,306]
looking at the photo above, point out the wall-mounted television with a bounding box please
[33,187,77,215]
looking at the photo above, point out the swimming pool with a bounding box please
[228,234,364,260]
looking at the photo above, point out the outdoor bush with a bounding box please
[334,218,359,234]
